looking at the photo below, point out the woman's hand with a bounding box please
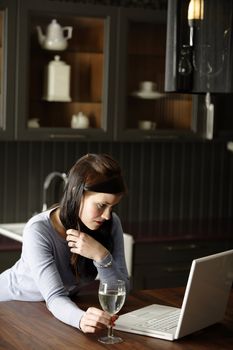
[79,307,118,333]
[66,229,108,262]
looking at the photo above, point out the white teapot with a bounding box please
[37,19,73,51]
[71,112,89,129]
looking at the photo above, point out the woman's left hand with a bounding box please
[79,307,118,333]
[66,229,108,262]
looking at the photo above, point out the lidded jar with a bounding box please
[43,55,71,102]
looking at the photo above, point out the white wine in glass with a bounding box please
[98,279,126,344]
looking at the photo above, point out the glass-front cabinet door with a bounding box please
[0,0,16,140]
[16,0,116,141]
[115,8,195,141]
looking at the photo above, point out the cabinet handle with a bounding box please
[144,135,179,140]
[163,266,190,273]
[50,134,87,139]
[164,243,199,251]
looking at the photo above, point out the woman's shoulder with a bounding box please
[112,212,121,225]
[23,210,54,242]
[111,212,124,236]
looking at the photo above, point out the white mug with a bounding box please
[138,120,156,130]
[139,81,156,93]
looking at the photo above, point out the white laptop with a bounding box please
[115,249,233,341]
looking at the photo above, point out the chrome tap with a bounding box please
[42,172,68,211]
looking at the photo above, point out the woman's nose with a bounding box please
[101,207,111,220]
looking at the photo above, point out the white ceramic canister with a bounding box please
[43,55,71,102]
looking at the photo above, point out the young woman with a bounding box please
[0,153,129,333]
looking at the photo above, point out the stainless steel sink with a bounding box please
[0,223,25,242]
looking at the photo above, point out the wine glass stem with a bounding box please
[108,325,114,338]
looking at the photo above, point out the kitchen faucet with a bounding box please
[42,171,68,211]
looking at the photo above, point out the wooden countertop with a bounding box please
[0,287,232,350]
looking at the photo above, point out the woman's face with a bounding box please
[79,191,122,230]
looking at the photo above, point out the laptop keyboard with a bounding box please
[134,309,180,332]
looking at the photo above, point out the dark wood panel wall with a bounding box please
[0,140,232,237]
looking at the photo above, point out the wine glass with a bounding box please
[98,279,126,344]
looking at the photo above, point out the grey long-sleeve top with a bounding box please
[0,209,129,329]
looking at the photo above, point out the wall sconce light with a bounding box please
[187,0,204,46]
[188,0,204,21]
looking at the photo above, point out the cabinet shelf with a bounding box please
[29,100,102,128]
[31,47,104,55]
[31,99,102,104]
[128,53,164,58]
[18,3,112,139]
[114,7,196,140]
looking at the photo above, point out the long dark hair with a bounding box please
[59,153,127,281]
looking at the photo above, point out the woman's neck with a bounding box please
[50,207,66,239]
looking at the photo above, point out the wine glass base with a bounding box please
[98,335,123,344]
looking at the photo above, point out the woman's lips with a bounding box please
[95,220,104,226]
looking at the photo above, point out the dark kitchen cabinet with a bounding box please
[133,238,233,289]
[0,0,16,140]
[115,7,196,141]
[15,0,117,141]
[1,0,196,141]
[1,0,233,141]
